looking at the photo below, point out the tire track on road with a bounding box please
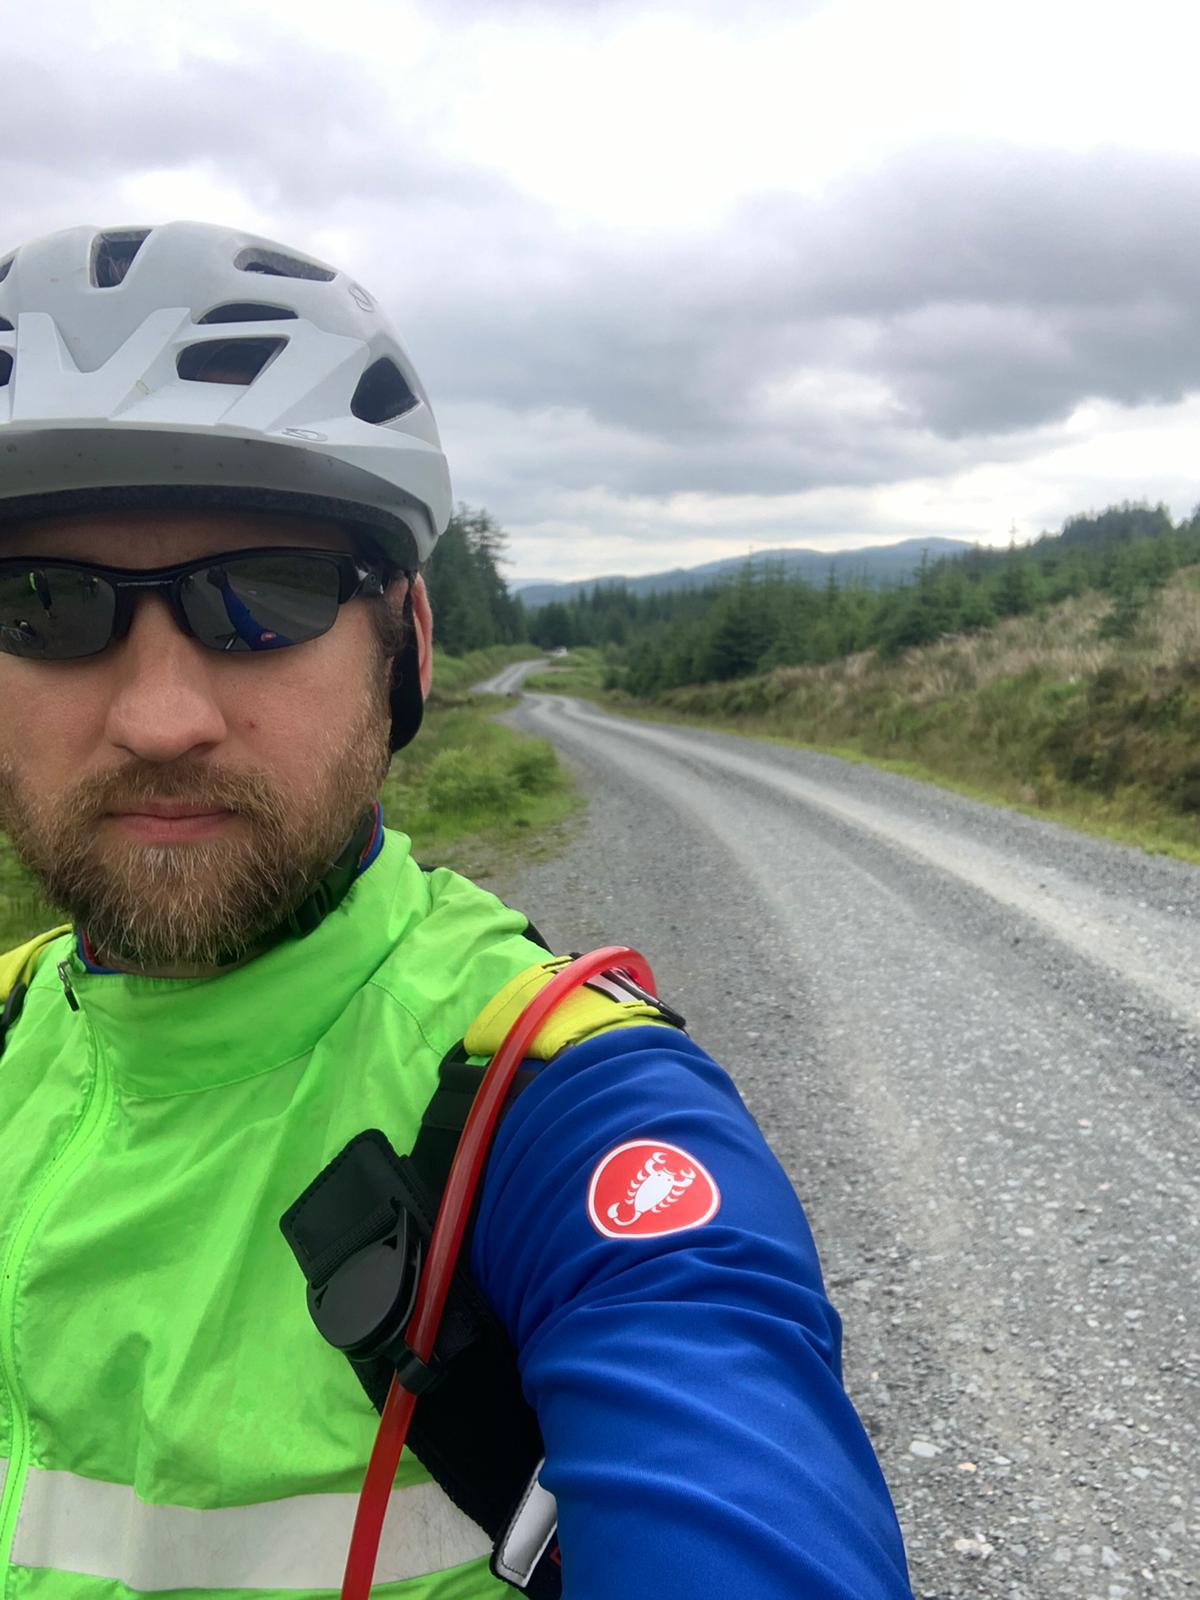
[521,694,1200,1035]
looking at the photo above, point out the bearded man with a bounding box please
[0,222,913,1600]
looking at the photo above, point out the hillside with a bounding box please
[645,568,1200,857]
[536,567,1200,860]
[514,536,975,608]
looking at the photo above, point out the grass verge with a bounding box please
[0,644,578,953]
[382,655,582,880]
[430,642,543,694]
[523,649,612,697]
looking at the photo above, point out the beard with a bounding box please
[0,681,392,973]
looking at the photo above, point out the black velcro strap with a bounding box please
[281,1129,488,1384]
[407,1045,539,1202]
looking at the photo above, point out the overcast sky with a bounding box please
[8,0,1200,582]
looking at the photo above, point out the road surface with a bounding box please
[486,685,1198,1600]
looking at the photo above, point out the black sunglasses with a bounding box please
[0,548,396,661]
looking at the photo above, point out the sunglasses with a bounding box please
[0,548,396,661]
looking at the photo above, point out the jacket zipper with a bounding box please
[0,983,110,1585]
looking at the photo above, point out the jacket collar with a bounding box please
[58,827,427,1098]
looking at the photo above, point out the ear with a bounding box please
[410,573,433,698]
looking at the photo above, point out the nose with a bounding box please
[103,596,229,762]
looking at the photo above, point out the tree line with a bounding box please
[426,500,1200,695]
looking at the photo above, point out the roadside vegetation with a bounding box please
[0,843,48,952]
[524,651,610,697]
[515,501,1200,862]
[382,643,580,879]
[525,502,1200,684]
[531,575,1200,861]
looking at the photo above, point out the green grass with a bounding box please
[381,670,583,879]
[0,644,579,954]
[0,847,52,952]
[429,642,542,694]
[523,648,612,697]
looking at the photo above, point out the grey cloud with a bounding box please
[405,142,1200,471]
[869,293,1200,436]
[7,28,1200,522]
[0,42,504,233]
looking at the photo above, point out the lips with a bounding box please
[105,806,237,843]
[111,805,230,820]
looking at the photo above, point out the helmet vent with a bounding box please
[0,353,12,386]
[199,302,298,325]
[91,229,152,288]
[0,255,12,284]
[177,337,288,386]
[351,358,419,424]
[234,247,335,283]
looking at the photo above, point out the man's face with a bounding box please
[0,508,421,974]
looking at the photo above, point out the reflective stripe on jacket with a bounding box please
[0,830,547,1600]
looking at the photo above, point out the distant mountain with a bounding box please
[512,537,976,609]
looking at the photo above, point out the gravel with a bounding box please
[482,688,1199,1600]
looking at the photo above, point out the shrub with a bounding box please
[508,740,560,796]
[423,748,517,815]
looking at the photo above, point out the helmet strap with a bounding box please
[283,804,381,942]
[388,591,424,753]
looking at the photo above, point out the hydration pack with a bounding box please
[280,956,685,1596]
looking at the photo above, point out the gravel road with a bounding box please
[483,678,1198,1600]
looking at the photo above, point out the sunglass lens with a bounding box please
[179,554,342,652]
[0,564,117,659]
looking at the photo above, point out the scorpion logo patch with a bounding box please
[587,1140,720,1240]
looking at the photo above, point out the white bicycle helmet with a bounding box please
[0,221,451,570]
[0,221,452,748]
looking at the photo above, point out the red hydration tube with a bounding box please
[339,946,656,1600]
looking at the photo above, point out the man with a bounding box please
[0,222,913,1599]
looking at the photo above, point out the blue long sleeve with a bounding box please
[470,1026,913,1599]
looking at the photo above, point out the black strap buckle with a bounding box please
[283,1131,433,1371]
[581,962,687,1031]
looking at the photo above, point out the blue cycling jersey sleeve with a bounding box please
[470,1025,914,1600]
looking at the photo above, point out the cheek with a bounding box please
[0,664,108,778]
[219,635,371,749]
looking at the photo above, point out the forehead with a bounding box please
[0,508,357,567]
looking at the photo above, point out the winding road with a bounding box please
[482,670,1198,1600]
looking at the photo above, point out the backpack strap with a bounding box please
[0,925,71,1058]
[280,954,685,1594]
[465,955,684,1060]
[282,1060,562,1595]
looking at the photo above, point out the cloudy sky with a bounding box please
[8,0,1200,582]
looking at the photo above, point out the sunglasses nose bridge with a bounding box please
[162,572,206,646]
[94,570,177,643]
[107,579,198,654]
